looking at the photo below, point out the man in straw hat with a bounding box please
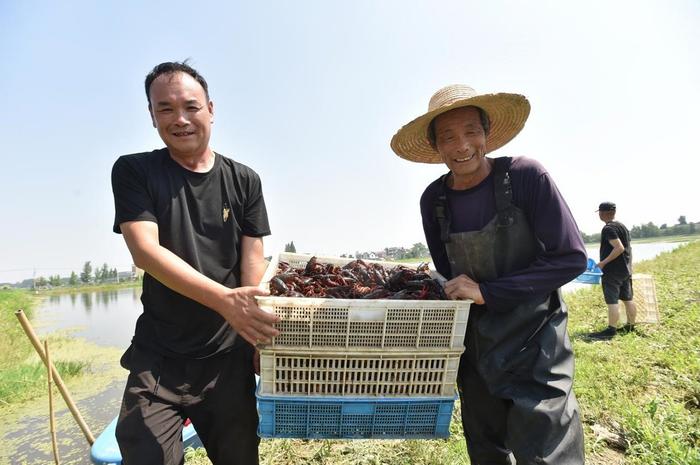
[391,84,587,464]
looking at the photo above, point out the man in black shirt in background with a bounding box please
[587,201,637,340]
[111,61,279,464]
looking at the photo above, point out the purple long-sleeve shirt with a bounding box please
[420,156,587,310]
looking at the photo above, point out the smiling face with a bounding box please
[148,71,214,161]
[433,106,490,189]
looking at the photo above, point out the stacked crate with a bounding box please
[254,253,471,440]
[617,273,660,324]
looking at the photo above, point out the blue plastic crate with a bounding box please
[257,389,456,439]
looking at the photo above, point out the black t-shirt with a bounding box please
[599,221,632,277]
[111,148,271,358]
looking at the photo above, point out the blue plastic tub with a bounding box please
[574,258,603,284]
[575,271,602,284]
[585,257,602,273]
[90,417,202,465]
[257,390,456,439]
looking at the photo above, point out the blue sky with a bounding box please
[1,0,698,283]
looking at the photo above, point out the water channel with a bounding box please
[4,241,686,464]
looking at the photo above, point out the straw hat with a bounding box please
[390,84,531,163]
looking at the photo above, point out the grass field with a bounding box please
[0,291,89,407]
[2,242,697,463]
[189,242,700,465]
[583,233,700,246]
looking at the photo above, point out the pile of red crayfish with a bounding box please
[268,257,447,300]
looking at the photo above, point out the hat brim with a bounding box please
[390,93,531,164]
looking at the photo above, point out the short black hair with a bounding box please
[144,60,210,104]
[427,106,491,149]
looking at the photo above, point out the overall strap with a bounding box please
[434,174,451,243]
[434,157,514,244]
[492,156,521,276]
[493,157,514,228]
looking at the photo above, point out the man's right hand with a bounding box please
[444,274,484,304]
[119,222,280,346]
[215,286,280,347]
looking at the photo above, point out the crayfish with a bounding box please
[268,257,447,300]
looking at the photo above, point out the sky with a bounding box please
[0,0,698,284]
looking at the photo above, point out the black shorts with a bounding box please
[601,274,633,304]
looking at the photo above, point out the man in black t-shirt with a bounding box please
[587,201,637,340]
[111,61,279,465]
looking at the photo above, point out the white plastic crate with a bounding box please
[259,350,460,397]
[618,273,660,324]
[255,253,471,352]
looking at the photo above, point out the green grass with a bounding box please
[187,242,700,465]
[583,233,700,246]
[392,256,431,264]
[0,289,88,406]
[630,233,700,244]
[0,359,86,405]
[4,243,697,464]
[0,290,37,368]
[569,241,700,464]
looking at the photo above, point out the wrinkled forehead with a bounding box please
[432,106,484,131]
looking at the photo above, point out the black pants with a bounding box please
[458,358,584,465]
[457,306,585,465]
[115,343,259,465]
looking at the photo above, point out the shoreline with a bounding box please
[26,281,141,296]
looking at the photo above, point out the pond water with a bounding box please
[7,289,142,464]
[34,287,143,348]
[6,240,686,464]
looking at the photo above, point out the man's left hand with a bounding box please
[444,274,485,304]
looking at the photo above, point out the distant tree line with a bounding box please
[347,243,430,261]
[581,216,697,243]
[277,218,699,268]
[384,243,430,260]
[280,240,431,261]
[80,261,120,284]
[29,261,136,290]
